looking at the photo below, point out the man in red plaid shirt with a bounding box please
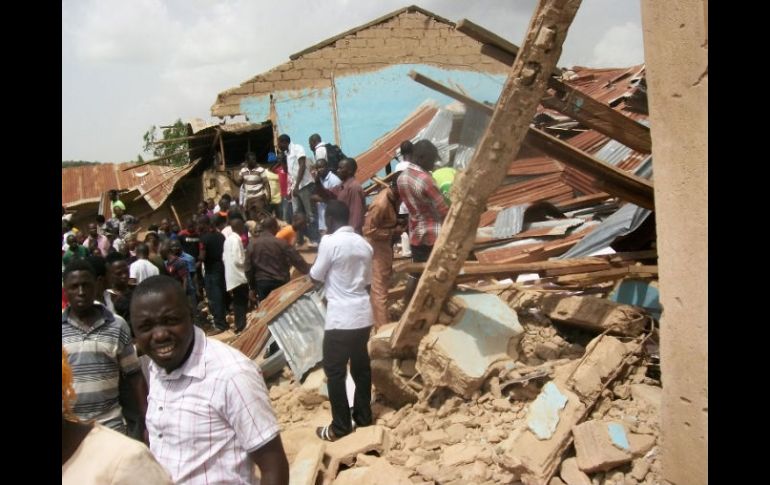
[397,139,449,304]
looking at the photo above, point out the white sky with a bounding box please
[62,0,645,163]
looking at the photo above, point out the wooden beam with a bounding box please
[122,148,195,172]
[525,127,654,209]
[476,43,652,154]
[401,257,612,279]
[541,81,652,154]
[150,133,215,145]
[409,70,655,209]
[456,18,562,77]
[391,0,585,353]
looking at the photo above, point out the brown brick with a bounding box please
[263,70,282,82]
[251,81,273,94]
[374,28,393,39]
[335,38,352,49]
[309,58,332,69]
[348,38,367,48]
[321,48,339,59]
[366,38,385,48]
[384,38,403,48]
[282,69,301,81]
[356,29,376,39]
[301,51,323,60]
[276,62,294,72]
[301,69,322,79]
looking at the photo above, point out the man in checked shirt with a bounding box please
[130,275,289,485]
[396,139,450,305]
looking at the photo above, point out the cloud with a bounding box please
[62,0,645,162]
[591,22,645,67]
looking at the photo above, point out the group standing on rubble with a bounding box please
[62,135,452,484]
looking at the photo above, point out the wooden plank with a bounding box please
[170,203,183,228]
[556,265,657,285]
[556,193,612,211]
[150,133,215,145]
[541,85,652,154]
[122,147,196,171]
[401,256,610,279]
[477,42,652,154]
[455,18,562,76]
[545,262,612,276]
[408,70,655,210]
[526,127,654,209]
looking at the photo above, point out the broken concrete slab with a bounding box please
[527,382,569,440]
[371,358,419,407]
[572,420,633,473]
[420,429,449,448]
[629,459,650,481]
[331,466,369,485]
[325,425,389,468]
[416,291,524,398]
[559,457,591,485]
[566,335,634,404]
[288,441,325,485]
[298,367,328,406]
[541,294,647,337]
[442,443,484,467]
[505,335,638,485]
[630,384,662,414]
[628,433,656,456]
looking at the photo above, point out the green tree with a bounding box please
[141,119,190,167]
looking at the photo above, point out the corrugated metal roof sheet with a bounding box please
[558,204,651,259]
[354,103,439,183]
[492,205,526,239]
[62,160,202,210]
[268,291,326,379]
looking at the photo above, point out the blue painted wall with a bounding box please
[240,64,506,161]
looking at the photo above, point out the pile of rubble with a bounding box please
[259,255,662,485]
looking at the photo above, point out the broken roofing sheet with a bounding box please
[558,204,652,259]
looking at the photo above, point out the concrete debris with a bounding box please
[506,335,638,485]
[541,294,647,337]
[527,382,569,440]
[297,368,328,406]
[629,384,661,414]
[288,442,325,485]
[572,420,633,473]
[416,291,524,398]
[560,457,592,485]
[371,358,419,407]
[419,429,449,448]
[325,425,389,472]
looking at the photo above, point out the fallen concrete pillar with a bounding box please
[541,294,647,337]
[289,441,326,485]
[505,335,638,485]
[415,292,524,398]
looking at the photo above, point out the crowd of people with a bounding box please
[61,134,452,484]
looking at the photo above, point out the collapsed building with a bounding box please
[194,3,706,485]
[65,3,707,484]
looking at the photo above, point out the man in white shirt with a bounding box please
[130,275,289,485]
[223,213,249,334]
[129,243,159,285]
[309,200,374,442]
[278,133,318,244]
[311,159,342,235]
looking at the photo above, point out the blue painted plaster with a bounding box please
[239,64,506,169]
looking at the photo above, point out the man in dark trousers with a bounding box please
[197,215,228,334]
[245,217,310,302]
[313,158,366,234]
[310,200,374,441]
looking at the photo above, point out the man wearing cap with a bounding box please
[396,140,449,304]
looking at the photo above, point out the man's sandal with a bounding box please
[316,425,338,442]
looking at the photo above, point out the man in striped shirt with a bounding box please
[61,259,148,437]
[131,275,289,485]
[234,152,271,222]
[396,139,449,303]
